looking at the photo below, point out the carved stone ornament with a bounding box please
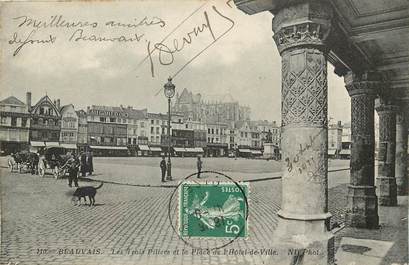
[281,48,327,127]
[273,22,331,54]
[344,71,382,97]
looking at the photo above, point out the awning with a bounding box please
[185,148,196,152]
[138,145,150,151]
[238,148,251,153]
[90,145,128,150]
[339,149,351,155]
[251,150,262,155]
[149,147,162,152]
[173,147,186,152]
[45,142,60,146]
[194,147,204,153]
[30,141,45,147]
[328,149,337,155]
[60,143,77,149]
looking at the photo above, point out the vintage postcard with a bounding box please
[0,0,408,264]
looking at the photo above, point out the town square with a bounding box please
[1,0,408,264]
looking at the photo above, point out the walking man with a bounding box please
[197,156,203,178]
[67,152,80,187]
[160,156,167,182]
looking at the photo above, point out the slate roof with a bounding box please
[0,96,26,106]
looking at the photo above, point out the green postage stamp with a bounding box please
[179,182,249,238]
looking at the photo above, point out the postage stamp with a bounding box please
[179,181,248,238]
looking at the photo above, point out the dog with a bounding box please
[71,182,103,206]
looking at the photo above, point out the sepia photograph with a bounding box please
[0,0,408,264]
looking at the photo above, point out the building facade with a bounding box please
[172,88,251,123]
[59,104,78,150]
[328,121,343,158]
[76,109,88,150]
[86,105,128,156]
[0,95,30,154]
[29,95,61,149]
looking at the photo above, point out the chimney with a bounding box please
[26,92,31,111]
[338,120,342,127]
[57,99,60,110]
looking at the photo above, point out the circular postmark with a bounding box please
[167,170,249,250]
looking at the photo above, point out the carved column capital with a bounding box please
[344,71,382,97]
[272,1,333,55]
[375,99,399,113]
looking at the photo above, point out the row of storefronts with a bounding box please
[20,140,268,158]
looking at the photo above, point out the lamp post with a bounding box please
[164,77,175,181]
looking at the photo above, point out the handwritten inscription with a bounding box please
[145,5,235,78]
[8,30,57,56]
[284,129,326,182]
[6,1,235,79]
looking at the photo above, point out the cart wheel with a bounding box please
[53,166,59,179]
[8,160,13,172]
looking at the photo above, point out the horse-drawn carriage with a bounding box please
[8,151,38,173]
[38,146,71,178]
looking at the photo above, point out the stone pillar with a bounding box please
[376,98,398,206]
[270,2,334,264]
[344,72,379,228]
[395,108,408,195]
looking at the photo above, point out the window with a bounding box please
[216,129,219,134]
[48,109,53,115]
[208,128,211,134]
[128,138,132,144]
[208,137,210,143]
[110,117,116,123]
[133,138,137,145]
[156,127,160,134]
[241,132,244,137]
[151,136,154,142]
[40,107,44,114]
[0,116,6,124]
[151,127,154,134]
[100,117,106,122]
[156,136,160,142]
[151,120,154,124]
[156,120,159,125]
[162,128,165,134]
[141,122,145,128]
[21,118,27,127]
[185,124,188,129]
[245,132,248,138]
[211,128,214,134]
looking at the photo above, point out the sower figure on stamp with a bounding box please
[197,156,203,178]
[67,152,80,187]
[160,156,167,182]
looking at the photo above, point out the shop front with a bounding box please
[205,143,228,157]
[89,145,129,157]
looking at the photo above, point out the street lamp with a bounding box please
[164,77,175,181]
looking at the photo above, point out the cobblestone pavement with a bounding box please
[0,158,349,265]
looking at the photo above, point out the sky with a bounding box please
[0,0,350,123]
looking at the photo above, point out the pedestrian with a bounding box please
[197,156,203,178]
[160,156,167,182]
[67,152,80,187]
[80,152,87,177]
[31,152,39,175]
[86,151,94,176]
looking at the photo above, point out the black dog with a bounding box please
[72,182,103,206]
